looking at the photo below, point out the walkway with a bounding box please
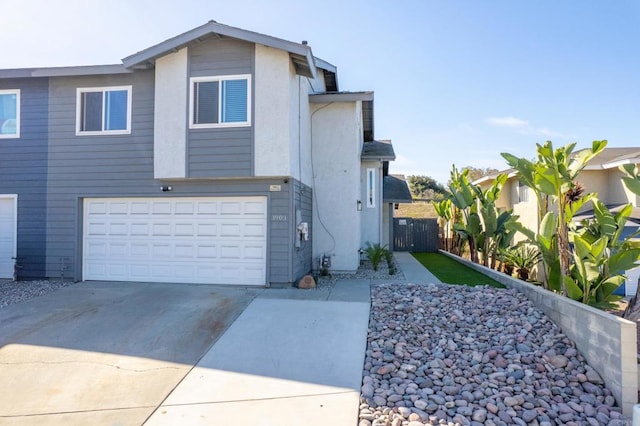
[393,251,442,284]
[146,254,439,425]
[145,279,371,425]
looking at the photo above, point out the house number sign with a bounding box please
[272,215,287,221]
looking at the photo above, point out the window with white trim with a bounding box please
[0,89,20,138]
[76,86,132,135]
[190,75,251,128]
[367,168,376,208]
[517,180,529,203]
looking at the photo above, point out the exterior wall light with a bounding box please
[357,200,362,211]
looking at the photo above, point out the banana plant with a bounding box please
[566,231,640,307]
[448,166,482,263]
[570,200,640,306]
[616,164,640,319]
[433,198,453,252]
[501,140,607,294]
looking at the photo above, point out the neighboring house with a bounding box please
[0,21,410,286]
[474,147,640,295]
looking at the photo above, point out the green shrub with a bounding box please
[364,242,389,271]
[384,250,396,275]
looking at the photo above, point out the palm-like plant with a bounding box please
[364,242,389,271]
[504,245,542,281]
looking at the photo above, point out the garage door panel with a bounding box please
[220,202,242,215]
[88,222,107,235]
[152,223,171,236]
[109,223,128,235]
[151,202,172,214]
[152,244,171,258]
[245,245,266,259]
[197,245,217,258]
[109,202,128,214]
[84,197,267,285]
[131,223,150,235]
[245,201,267,215]
[175,202,195,215]
[130,202,149,214]
[131,243,150,256]
[175,245,195,258]
[245,223,265,237]
[88,201,107,214]
[175,223,194,235]
[197,223,217,236]
[86,241,107,257]
[109,242,128,257]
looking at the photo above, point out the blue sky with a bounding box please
[2,0,638,184]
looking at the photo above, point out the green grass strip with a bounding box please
[412,252,504,288]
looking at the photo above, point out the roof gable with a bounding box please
[122,20,336,79]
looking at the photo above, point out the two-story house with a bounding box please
[0,21,410,286]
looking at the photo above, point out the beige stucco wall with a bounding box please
[310,102,362,271]
[254,45,291,177]
[607,169,640,206]
[154,47,188,179]
[289,71,323,186]
[577,170,610,205]
[361,161,382,248]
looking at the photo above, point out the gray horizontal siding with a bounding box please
[189,37,254,77]
[187,37,255,178]
[46,71,158,279]
[0,78,48,278]
[293,180,313,282]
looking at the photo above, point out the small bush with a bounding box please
[385,250,396,275]
[364,242,389,271]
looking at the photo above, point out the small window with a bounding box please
[190,75,251,128]
[76,86,131,135]
[0,89,20,138]
[367,168,376,208]
[517,180,529,203]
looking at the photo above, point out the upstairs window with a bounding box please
[76,86,131,135]
[190,75,251,128]
[517,180,529,203]
[0,89,20,138]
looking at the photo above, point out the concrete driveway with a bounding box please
[0,281,255,425]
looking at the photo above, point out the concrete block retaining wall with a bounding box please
[439,250,638,416]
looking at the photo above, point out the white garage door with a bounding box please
[83,197,267,285]
[0,195,17,279]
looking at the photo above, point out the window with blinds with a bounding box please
[190,75,251,128]
[76,86,131,135]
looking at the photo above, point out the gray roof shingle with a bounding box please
[361,140,395,161]
[383,175,412,203]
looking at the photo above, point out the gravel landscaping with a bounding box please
[0,279,78,309]
[360,282,630,426]
[316,258,406,289]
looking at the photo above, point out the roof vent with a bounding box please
[301,40,308,45]
[208,19,217,23]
